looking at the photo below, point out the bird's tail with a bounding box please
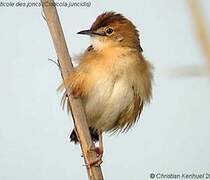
[70,127,99,143]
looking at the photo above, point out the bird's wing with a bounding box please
[58,70,89,113]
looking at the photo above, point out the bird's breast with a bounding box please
[80,47,145,131]
[83,70,133,131]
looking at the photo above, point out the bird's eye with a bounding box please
[106,28,113,35]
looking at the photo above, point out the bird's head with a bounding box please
[77,12,143,51]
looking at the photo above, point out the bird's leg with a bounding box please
[85,131,104,167]
[94,131,104,156]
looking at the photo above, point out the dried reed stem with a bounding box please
[41,1,104,179]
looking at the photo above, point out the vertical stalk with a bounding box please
[41,1,104,179]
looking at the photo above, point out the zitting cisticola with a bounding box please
[60,11,153,165]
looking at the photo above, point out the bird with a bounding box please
[60,11,153,166]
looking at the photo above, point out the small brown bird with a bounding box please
[61,12,153,165]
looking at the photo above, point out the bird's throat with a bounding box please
[91,37,112,51]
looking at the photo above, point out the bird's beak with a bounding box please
[77,29,106,36]
[77,29,92,35]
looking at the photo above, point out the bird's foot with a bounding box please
[84,155,103,168]
[92,147,103,157]
[83,146,103,168]
[80,147,103,157]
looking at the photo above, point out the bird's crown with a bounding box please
[90,12,127,31]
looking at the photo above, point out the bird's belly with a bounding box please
[83,76,133,132]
